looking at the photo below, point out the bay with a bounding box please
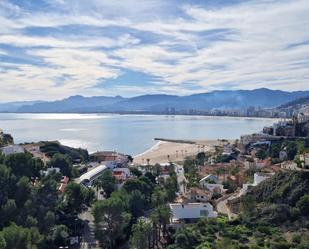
[0,113,276,155]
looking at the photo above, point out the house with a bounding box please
[281,161,300,171]
[200,182,225,194]
[240,172,274,196]
[169,203,217,223]
[91,151,129,168]
[0,145,24,156]
[159,163,171,175]
[222,144,233,156]
[189,187,212,202]
[41,167,60,176]
[253,172,274,186]
[91,151,118,161]
[112,168,131,183]
[58,176,69,193]
[199,174,218,184]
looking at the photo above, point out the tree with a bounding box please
[0,164,11,207]
[131,167,142,177]
[15,176,32,208]
[270,143,281,158]
[64,182,85,213]
[196,152,207,165]
[123,178,153,201]
[4,153,40,177]
[145,172,156,184]
[296,194,309,216]
[128,190,146,218]
[286,142,297,160]
[51,225,69,247]
[0,199,17,227]
[98,170,116,198]
[130,218,153,249]
[92,178,102,199]
[256,149,267,160]
[49,153,72,177]
[93,196,131,249]
[151,187,167,208]
[0,223,42,249]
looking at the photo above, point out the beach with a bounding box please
[133,139,229,165]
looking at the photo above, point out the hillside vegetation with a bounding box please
[166,172,309,249]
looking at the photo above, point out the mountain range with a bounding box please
[1,88,309,113]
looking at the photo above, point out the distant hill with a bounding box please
[1,88,309,113]
[0,100,45,112]
[278,96,309,111]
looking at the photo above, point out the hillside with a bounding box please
[236,171,309,228]
[278,96,309,113]
[166,171,309,249]
[1,88,308,113]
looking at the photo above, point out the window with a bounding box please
[200,210,208,216]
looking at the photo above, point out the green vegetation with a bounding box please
[166,172,309,249]
[39,141,89,162]
[183,158,199,187]
[92,165,177,249]
[0,152,94,248]
[0,132,13,147]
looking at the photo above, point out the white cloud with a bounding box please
[0,0,308,101]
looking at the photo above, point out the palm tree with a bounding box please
[158,205,172,239]
[146,158,150,166]
[130,218,153,249]
[92,178,101,199]
[150,211,159,248]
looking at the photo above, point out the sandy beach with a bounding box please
[133,139,229,165]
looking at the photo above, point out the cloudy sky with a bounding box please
[0,0,308,101]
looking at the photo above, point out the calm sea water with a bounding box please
[0,113,276,155]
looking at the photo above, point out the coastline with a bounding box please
[133,139,230,165]
[133,140,166,158]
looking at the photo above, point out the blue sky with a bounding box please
[0,0,308,101]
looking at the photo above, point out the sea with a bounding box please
[0,113,277,155]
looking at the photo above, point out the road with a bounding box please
[174,164,187,195]
[216,194,238,220]
[78,209,100,249]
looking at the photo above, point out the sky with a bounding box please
[0,0,309,102]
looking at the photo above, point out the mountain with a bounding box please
[17,95,126,113]
[2,88,309,113]
[278,95,309,112]
[0,100,45,112]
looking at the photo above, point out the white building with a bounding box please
[305,154,309,168]
[0,145,24,156]
[297,113,309,124]
[253,172,274,186]
[169,203,217,223]
[79,164,107,184]
[240,172,274,196]
[41,167,60,176]
[200,182,225,194]
[281,161,300,171]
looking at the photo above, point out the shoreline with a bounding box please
[0,112,281,120]
[133,141,165,158]
[133,139,230,165]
